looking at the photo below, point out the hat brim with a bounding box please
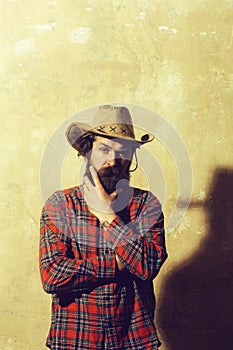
[66,121,154,151]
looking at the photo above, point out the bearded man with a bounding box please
[39,105,167,350]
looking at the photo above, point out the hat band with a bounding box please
[94,124,135,139]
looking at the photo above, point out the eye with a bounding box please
[99,146,110,154]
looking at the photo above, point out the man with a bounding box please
[40,105,167,350]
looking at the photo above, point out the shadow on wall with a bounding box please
[157,168,233,350]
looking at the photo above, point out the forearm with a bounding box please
[107,220,167,280]
[40,223,117,294]
[115,233,167,280]
[104,193,167,280]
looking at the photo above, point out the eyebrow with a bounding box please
[98,142,127,151]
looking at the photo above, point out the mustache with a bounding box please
[97,165,123,178]
[84,161,130,195]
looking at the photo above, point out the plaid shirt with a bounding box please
[40,186,167,350]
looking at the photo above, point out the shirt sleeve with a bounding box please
[105,191,167,281]
[39,191,117,294]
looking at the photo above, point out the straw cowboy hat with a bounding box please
[66,105,154,151]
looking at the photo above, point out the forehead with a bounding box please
[93,136,133,150]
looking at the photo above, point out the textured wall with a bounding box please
[1,1,233,349]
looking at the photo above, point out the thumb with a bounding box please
[110,191,118,201]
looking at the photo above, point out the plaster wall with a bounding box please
[0,1,233,349]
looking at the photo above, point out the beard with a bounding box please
[85,161,130,195]
[98,164,130,194]
[84,160,134,214]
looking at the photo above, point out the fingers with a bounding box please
[85,166,115,208]
[83,175,93,191]
[89,166,100,186]
[90,166,111,201]
[110,191,117,201]
[116,255,125,271]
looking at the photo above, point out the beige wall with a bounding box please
[1,1,233,349]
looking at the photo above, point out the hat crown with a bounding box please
[93,105,135,139]
[66,105,154,151]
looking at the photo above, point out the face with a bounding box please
[90,136,132,170]
[86,136,134,194]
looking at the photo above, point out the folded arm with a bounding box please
[39,192,117,294]
[105,191,168,280]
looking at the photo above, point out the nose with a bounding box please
[106,150,117,166]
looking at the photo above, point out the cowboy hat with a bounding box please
[66,105,154,151]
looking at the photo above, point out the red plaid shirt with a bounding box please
[40,186,167,350]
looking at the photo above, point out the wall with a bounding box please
[0,1,232,349]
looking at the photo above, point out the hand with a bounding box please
[116,254,125,271]
[83,165,117,222]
